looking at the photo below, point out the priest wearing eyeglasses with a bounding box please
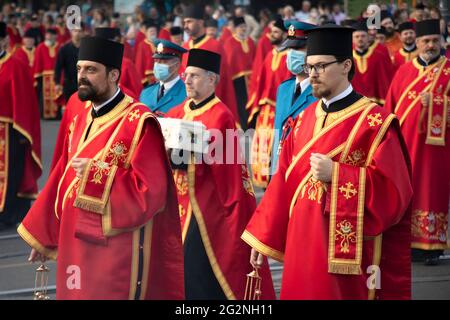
[242,24,413,300]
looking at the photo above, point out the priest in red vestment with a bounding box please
[33,28,62,119]
[242,25,413,300]
[351,21,394,105]
[181,5,239,123]
[13,29,35,70]
[380,11,403,61]
[135,20,158,86]
[0,22,42,230]
[393,22,418,71]
[246,24,273,124]
[55,15,71,46]
[19,36,184,299]
[166,49,275,300]
[249,18,290,188]
[385,19,449,266]
[224,17,256,129]
[6,14,21,51]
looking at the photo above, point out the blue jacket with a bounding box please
[139,78,186,114]
[271,77,317,174]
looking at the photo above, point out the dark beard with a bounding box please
[77,83,98,101]
[311,84,331,99]
[385,29,395,38]
[270,38,283,45]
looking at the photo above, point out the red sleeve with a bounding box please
[242,115,298,261]
[108,118,170,230]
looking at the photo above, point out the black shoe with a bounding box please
[424,256,440,266]
[411,248,425,262]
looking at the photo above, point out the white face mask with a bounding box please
[45,39,55,46]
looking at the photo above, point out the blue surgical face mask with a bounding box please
[286,49,306,75]
[154,62,171,81]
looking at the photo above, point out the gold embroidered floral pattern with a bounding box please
[344,149,366,167]
[301,177,327,204]
[431,115,443,135]
[412,210,448,243]
[242,165,255,197]
[90,160,110,184]
[106,141,128,166]
[128,109,141,122]
[335,220,357,253]
[175,173,188,196]
[178,204,186,217]
[68,180,80,199]
[68,115,78,154]
[443,67,450,76]
[339,182,357,200]
[367,113,383,127]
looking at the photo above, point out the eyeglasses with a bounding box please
[303,60,339,74]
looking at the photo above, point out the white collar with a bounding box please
[160,75,180,92]
[322,84,353,107]
[0,50,5,58]
[295,77,310,93]
[92,87,120,112]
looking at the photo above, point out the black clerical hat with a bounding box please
[183,5,205,20]
[24,29,35,38]
[205,18,218,28]
[398,21,415,33]
[415,19,440,37]
[78,36,123,70]
[170,26,182,36]
[46,28,57,35]
[187,48,221,74]
[95,27,121,40]
[0,22,6,38]
[380,10,392,23]
[305,24,354,57]
[352,19,368,32]
[233,17,246,27]
[273,16,287,32]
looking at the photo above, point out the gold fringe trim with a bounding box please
[73,198,104,214]
[328,263,361,275]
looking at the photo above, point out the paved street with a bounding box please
[0,119,449,300]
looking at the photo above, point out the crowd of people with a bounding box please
[0,0,449,300]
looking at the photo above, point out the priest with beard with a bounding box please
[392,22,418,71]
[242,24,413,300]
[19,36,184,299]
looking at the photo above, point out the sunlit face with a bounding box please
[375,33,386,44]
[76,60,119,103]
[183,18,202,38]
[206,26,217,38]
[146,26,158,41]
[23,36,35,48]
[170,34,183,46]
[416,34,441,61]
[352,31,369,50]
[306,55,351,99]
[400,29,416,46]
[270,26,285,45]
[235,24,247,39]
[381,18,394,33]
[183,66,215,100]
